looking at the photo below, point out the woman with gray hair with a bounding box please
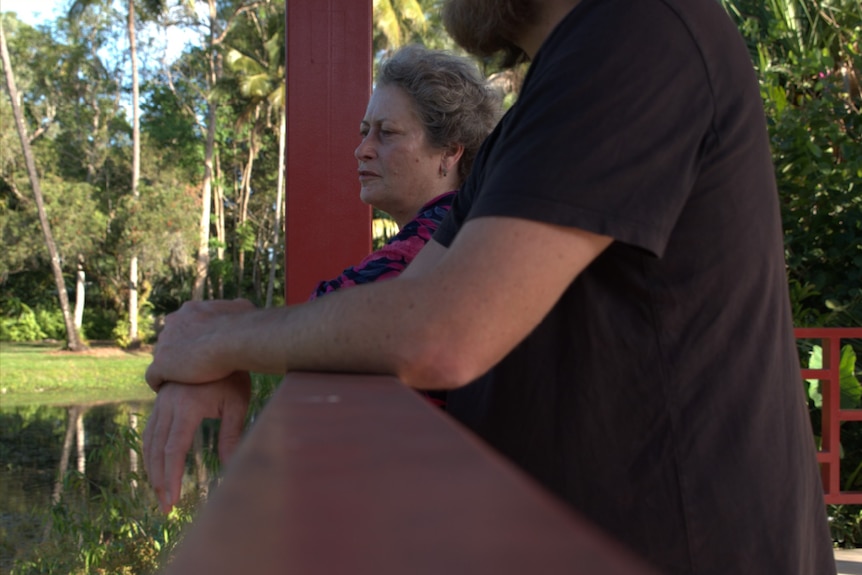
[144,44,501,512]
[311,44,501,298]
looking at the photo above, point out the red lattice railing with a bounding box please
[796,327,862,504]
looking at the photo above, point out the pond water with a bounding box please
[0,400,223,574]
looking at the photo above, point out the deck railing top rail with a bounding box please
[161,372,658,575]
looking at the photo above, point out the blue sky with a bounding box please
[4,0,68,26]
[4,0,193,64]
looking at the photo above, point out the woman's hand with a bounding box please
[143,373,251,513]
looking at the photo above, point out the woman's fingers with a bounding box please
[218,373,252,465]
[142,377,251,513]
[162,405,202,513]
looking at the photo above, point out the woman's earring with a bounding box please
[440,165,448,178]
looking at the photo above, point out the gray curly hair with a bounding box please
[377,45,502,184]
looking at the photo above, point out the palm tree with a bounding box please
[373,0,427,54]
[0,18,86,351]
[223,2,285,306]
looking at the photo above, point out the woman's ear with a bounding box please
[441,143,465,175]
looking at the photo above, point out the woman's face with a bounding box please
[355,85,447,227]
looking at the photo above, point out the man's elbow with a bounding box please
[395,335,490,391]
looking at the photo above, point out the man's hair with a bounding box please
[377,44,502,184]
[442,0,537,67]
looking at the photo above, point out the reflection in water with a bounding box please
[0,401,221,574]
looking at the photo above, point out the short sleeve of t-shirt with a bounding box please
[435,0,716,258]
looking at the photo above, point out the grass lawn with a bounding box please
[0,341,154,407]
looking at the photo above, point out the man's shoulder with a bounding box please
[541,0,742,61]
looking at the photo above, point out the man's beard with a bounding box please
[442,0,539,66]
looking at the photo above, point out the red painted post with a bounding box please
[284,1,373,304]
[822,336,840,496]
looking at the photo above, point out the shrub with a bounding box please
[9,423,197,575]
[33,307,67,341]
[82,308,119,341]
[0,300,47,342]
[112,309,155,349]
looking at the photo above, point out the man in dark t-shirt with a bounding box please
[433,0,836,573]
[145,0,836,573]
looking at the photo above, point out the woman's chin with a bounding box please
[360,188,386,210]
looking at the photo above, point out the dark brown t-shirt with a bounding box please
[435,0,835,573]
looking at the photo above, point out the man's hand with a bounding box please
[146,299,256,391]
[143,373,251,513]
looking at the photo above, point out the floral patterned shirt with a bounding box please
[308,192,455,409]
[309,191,456,300]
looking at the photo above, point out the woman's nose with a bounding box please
[355,136,376,161]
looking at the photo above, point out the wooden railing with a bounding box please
[797,327,862,504]
[162,330,862,572]
[161,372,658,575]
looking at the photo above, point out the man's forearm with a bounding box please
[146,217,611,393]
[146,276,449,391]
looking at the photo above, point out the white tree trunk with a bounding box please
[129,412,139,493]
[127,0,141,343]
[265,112,286,308]
[129,255,139,340]
[74,254,85,330]
[76,409,86,476]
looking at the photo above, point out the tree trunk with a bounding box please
[44,406,79,539]
[127,0,141,343]
[236,142,255,296]
[51,406,79,505]
[76,408,86,475]
[129,412,139,494]
[192,101,216,301]
[193,427,209,500]
[192,1,221,302]
[214,151,226,299]
[252,227,263,302]
[0,20,86,351]
[265,111,286,308]
[74,254,85,330]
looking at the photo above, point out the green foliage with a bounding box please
[112,308,155,349]
[1,300,47,342]
[0,301,87,342]
[828,504,862,547]
[82,307,119,341]
[33,306,67,341]
[771,59,862,323]
[8,418,196,575]
[235,220,256,254]
[141,84,203,180]
[374,0,427,53]
[722,0,862,327]
[806,344,861,409]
